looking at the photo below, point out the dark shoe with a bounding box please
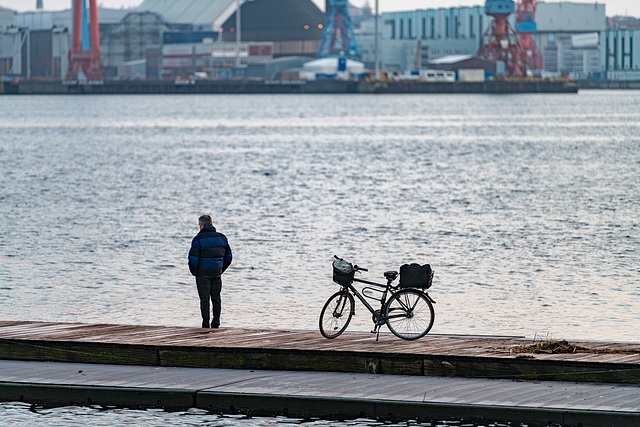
[211,324,219,329]
[202,322,210,328]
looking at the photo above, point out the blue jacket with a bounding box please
[188,226,232,277]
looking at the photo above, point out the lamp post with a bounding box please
[374,0,380,80]
[235,0,242,69]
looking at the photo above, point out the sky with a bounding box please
[0,0,638,18]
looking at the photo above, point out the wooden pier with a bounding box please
[1,321,639,425]
[1,321,639,384]
[1,359,639,426]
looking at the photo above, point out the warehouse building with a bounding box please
[0,6,13,29]
[1,1,639,81]
[0,6,16,76]
[375,6,484,74]
[1,0,323,80]
[139,0,324,79]
[100,11,171,79]
[376,2,609,78]
[136,0,324,57]
[601,29,640,79]
[0,8,128,78]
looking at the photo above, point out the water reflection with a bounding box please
[0,402,549,426]
[0,92,639,341]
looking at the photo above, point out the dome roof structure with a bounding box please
[302,57,365,75]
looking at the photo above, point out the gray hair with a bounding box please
[198,215,213,227]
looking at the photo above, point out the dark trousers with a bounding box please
[196,275,222,327]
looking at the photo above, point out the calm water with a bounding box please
[0,402,542,427]
[0,91,639,343]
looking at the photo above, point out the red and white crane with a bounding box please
[66,0,103,80]
[477,1,526,77]
[516,0,544,71]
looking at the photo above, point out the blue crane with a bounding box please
[318,0,360,60]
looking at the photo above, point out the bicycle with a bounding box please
[319,256,436,340]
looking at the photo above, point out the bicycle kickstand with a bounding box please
[371,323,382,341]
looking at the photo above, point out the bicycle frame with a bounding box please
[339,276,415,326]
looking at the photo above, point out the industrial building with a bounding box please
[374,2,627,79]
[602,29,640,80]
[0,6,16,76]
[0,6,12,29]
[0,7,129,78]
[100,11,170,79]
[136,0,324,55]
[364,6,485,75]
[144,0,324,79]
[1,0,323,80]
[1,1,640,81]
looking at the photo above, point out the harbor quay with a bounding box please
[0,78,579,95]
[0,321,639,426]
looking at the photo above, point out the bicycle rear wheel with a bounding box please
[319,290,354,339]
[385,289,434,340]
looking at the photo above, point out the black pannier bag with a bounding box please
[399,263,433,289]
[333,256,355,285]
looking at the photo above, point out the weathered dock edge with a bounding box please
[1,335,639,384]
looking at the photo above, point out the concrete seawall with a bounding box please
[1,79,580,95]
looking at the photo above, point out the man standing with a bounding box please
[188,215,232,328]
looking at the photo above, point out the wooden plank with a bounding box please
[60,326,158,341]
[0,321,26,327]
[600,354,640,364]
[0,323,84,338]
[90,329,201,344]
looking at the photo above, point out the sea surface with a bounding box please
[1,90,639,426]
[0,402,541,427]
[1,91,639,342]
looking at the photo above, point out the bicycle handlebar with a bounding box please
[334,255,368,272]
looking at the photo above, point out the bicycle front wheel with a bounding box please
[385,289,435,340]
[319,290,354,339]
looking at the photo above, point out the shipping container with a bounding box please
[420,69,455,82]
[457,68,485,82]
[117,59,146,80]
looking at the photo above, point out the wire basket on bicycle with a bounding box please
[332,256,355,285]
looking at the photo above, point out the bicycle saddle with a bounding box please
[384,271,398,281]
